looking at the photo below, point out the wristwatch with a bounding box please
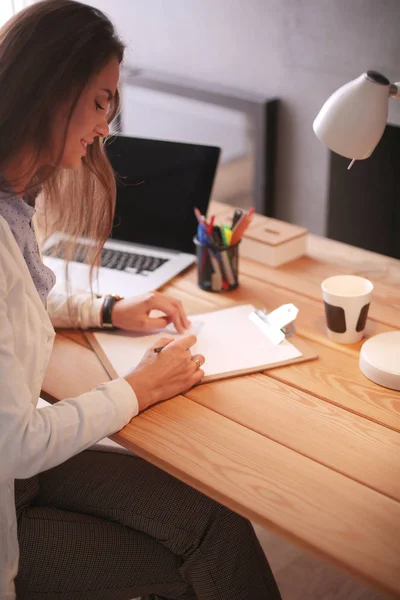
[101,294,124,329]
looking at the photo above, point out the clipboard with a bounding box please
[84,304,318,384]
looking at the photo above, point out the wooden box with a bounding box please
[208,201,308,267]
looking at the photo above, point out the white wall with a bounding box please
[120,87,250,164]
[85,0,400,235]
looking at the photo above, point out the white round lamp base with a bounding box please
[359,332,400,391]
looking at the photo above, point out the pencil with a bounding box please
[153,346,165,354]
[194,207,204,225]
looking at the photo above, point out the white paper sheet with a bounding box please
[92,304,302,380]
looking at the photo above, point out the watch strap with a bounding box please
[101,295,123,329]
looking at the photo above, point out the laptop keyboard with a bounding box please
[100,248,169,274]
[44,244,169,275]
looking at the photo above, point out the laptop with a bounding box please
[43,135,220,297]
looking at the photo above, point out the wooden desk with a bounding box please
[42,224,400,598]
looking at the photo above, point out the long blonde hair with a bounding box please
[0,0,125,277]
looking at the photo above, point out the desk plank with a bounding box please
[284,254,400,290]
[42,334,110,402]
[186,374,400,501]
[162,279,218,313]
[59,330,91,349]
[239,257,400,329]
[111,395,400,597]
[280,256,400,317]
[306,233,400,289]
[267,344,400,430]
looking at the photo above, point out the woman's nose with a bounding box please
[95,119,109,139]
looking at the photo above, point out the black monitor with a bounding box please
[104,135,220,254]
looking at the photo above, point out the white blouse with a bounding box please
[0,216,138,599]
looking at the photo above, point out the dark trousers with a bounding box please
[15,450,282,600]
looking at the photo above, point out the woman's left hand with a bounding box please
[110,291,191,334]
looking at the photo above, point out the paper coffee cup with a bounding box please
[321,275,373,344]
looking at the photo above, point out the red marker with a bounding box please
[207,214,215,237]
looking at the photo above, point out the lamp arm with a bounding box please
[389,82,400,99]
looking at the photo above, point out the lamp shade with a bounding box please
[313,71,390,160]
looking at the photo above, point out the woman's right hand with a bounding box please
[124,334,205,412]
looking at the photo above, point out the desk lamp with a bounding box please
[313,70,400,391]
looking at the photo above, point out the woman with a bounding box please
[0,2,282,599]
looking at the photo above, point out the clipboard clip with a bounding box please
[249,303,299,345]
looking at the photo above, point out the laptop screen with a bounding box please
[104,135,220,254]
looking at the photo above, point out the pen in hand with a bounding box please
[154,327,193,353]
[153,345,166,354]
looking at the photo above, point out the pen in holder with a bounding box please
[193,236,240,292]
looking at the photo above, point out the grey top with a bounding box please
[0,186,55,304]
